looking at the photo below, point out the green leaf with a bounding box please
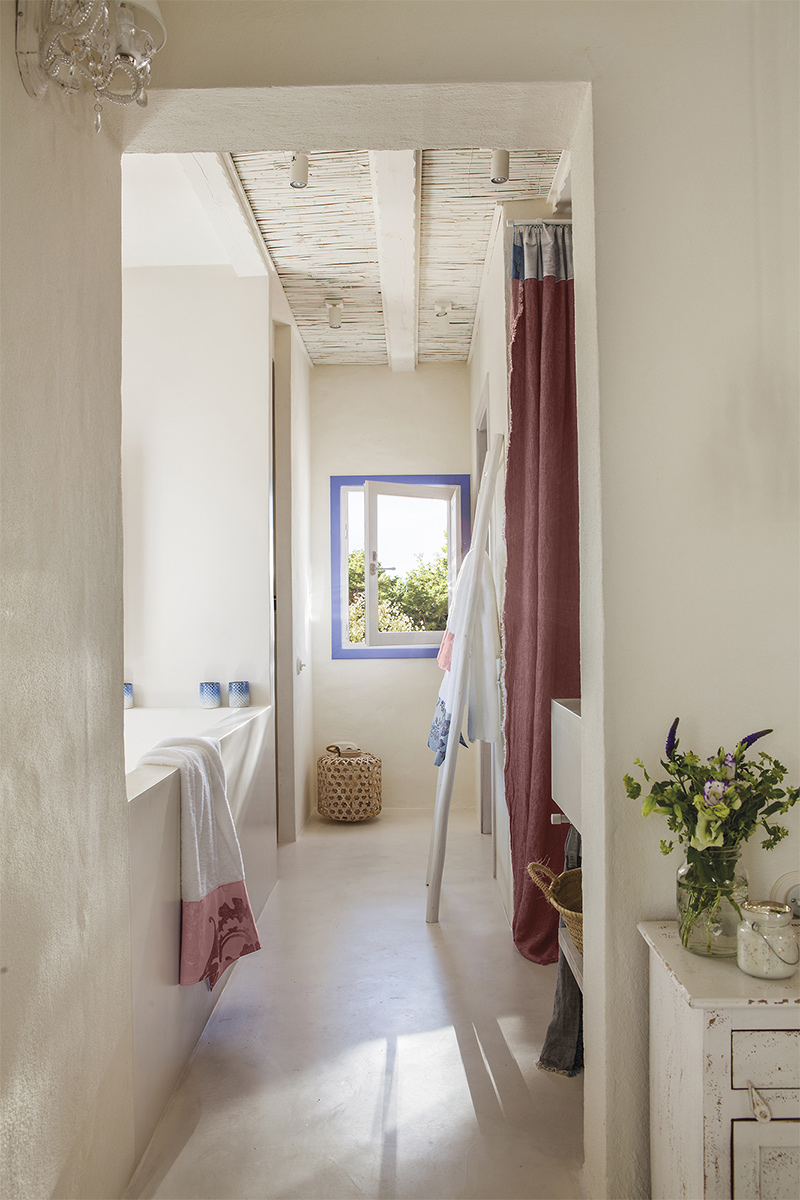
[642,793,669,818]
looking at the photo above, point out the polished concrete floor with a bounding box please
[127,809,584,1200]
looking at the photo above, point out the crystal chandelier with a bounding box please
[15,1,166,132]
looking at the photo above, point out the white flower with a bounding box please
[703,779,728,806]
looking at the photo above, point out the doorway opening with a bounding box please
[119,77,600,1188]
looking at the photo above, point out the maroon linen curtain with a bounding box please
[503,223,581,964]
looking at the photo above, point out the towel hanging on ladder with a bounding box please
[428,548,501,764]
[426,434,504,923]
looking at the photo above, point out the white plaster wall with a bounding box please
[122,266,273,707]
[289,336,315,832]
[0,8,134,1198]
[310,364,474,811]
[573,21,798,1189]
[273,322,299,841]
[3,5,796,1200]
[126,7,799,1191]
[273,315,315,840]
[568,91,608,1194]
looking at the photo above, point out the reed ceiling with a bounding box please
[231,148,563,366]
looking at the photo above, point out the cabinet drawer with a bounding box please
[732,1030,800,1090]
[732,1120,799,1199]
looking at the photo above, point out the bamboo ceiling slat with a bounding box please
[417,149,561,362]
[231,148,562,366]
[233,150,386,365]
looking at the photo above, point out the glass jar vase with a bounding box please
[676,845,749,956]
[737,902,799,980]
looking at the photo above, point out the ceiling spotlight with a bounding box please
[490,150,510,185]
[434,300,454,322]
[290,152,308,188]
[326,301,343,330]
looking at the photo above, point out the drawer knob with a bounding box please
[747,1081,772,1123]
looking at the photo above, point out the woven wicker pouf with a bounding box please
[317,747,382,822]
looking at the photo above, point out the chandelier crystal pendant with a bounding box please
[15,0,167,132]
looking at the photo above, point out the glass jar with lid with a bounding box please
[736,902,799,980]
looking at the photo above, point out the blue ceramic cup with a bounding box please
[200,681,221,709]
[229,681,250,708]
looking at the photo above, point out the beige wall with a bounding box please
[288,332,316,833]
[309,363,474,811]
[2,4,797,1199]
[274,315,315,840]
[0,7,134,1199]
[122,266,274,707]
[130,6,800,1195]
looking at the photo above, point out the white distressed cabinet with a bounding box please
[639,921,800,1199]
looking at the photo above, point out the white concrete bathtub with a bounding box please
[124,705,258,773]
[125,705,277,1164]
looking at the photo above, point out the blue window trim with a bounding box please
[331,474,471,660]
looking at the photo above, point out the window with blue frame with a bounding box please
[331,475,471,659]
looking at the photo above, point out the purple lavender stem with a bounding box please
[740,729,772,751]
[665,717,679,760]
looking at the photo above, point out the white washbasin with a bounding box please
[551,698,582,831]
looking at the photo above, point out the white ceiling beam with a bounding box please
[369,150,420,372]
[180,152,268,278]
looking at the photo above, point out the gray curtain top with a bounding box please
[511,223,574,283]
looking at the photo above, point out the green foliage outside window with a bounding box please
[347,543,449,643]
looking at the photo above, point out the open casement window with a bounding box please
[331,474,471,660]
[364,479,463,647]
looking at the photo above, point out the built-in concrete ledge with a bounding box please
[551,698,582,832]
[126,704,277,1167]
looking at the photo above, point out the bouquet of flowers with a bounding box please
[624,718,798,853]
[624,719,799,952]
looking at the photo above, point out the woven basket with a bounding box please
[527,862,583,955]
[317,747,382,822]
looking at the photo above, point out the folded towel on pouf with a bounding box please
[138,736,261,989]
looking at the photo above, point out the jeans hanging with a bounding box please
[536,827,583,1076]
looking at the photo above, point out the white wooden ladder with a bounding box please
[426,433,504,922]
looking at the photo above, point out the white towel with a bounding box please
[138,736,245,902]
[436,547,480,714]
[430,548,502,759]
